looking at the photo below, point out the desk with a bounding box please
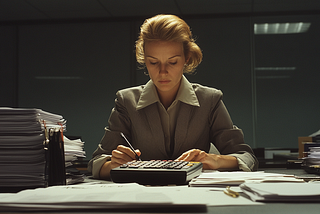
[3,204,318,214]
[205,168,320,214]
[1,168,319,214]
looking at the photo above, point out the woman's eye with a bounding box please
[150,62,158,65]
[169,62,177,65]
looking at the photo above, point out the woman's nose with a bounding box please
[159,63,168,74]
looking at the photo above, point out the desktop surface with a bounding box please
[2,203,318,214]
[1,168,320,214]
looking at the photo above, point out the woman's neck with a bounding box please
[157,82,181,110]
[158,92,176,110]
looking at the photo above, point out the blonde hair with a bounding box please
[136,14,202,74]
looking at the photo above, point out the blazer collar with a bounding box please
[136,75,200,110]
[176,75,200,107]
[136,79,159,110]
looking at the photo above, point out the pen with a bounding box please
[120,132,141,161]
[224,186,239,198]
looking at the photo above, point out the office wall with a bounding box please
[17,22,132,157]
[0,26,17,107]
[1,15,320,158]
[254,15,320,148]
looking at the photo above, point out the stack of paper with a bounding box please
[64,136,86,184]
[64,136,86,167]
[189,171,304,187]
[0,107,66,192]
[240,182,320,202]
[304,147,320,165]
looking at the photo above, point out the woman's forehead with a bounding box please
[144,41,184,55]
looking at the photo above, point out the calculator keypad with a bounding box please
[120,160,194,169]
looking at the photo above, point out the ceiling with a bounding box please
[1,0,320,23]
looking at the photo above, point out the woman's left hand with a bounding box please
[176,149,238,170]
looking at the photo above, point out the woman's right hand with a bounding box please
[110,145,141,169]
[99,145,141,180]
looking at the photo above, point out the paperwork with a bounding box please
[64,136,86,185]
[240,182,320,202]
[304,147,320,165]
[189,171,304,187]
[0,107,66,192]
[189,171,320,203]
[64,136,86,165]
[0,182,261,211]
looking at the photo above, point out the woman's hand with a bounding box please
[99,145,141,179]
[176,149,238,170]
[110,145,141,169]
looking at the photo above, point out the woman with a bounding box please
[88,14,258,179]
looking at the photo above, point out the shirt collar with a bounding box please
[136,75,200,110]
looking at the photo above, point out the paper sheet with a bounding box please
[240,182,320,202]
[189,171,304,187]
[0,182,262,211]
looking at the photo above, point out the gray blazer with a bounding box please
[88,83,258,176]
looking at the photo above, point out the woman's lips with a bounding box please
[159,80,170,84]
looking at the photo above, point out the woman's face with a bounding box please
[144,41,187,98]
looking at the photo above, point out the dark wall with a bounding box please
[0,26,17,107]
[1,14,319,158]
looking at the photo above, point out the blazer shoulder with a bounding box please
[118,85,144,94]
[116,85,145,105]
[191,83,223,101]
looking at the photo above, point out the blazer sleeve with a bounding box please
[209,98,258,171]
[87,90,132,178]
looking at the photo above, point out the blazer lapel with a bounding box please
[172,103,193,158]
[143,103,168,158]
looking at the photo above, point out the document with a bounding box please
[0,182,262,211]
[144,185,262,207]
[189,171,304,187]
[240,182,320,202]
[64,136,86,164]
[304,147,320,165]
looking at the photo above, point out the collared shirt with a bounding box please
[136,75,200,157]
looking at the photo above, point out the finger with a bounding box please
[110,155,130,169]
[111,149,132,164]
[176,152,188,161]
[176,149,196,161]
[116,145,137,160]
[181,149,201,161]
